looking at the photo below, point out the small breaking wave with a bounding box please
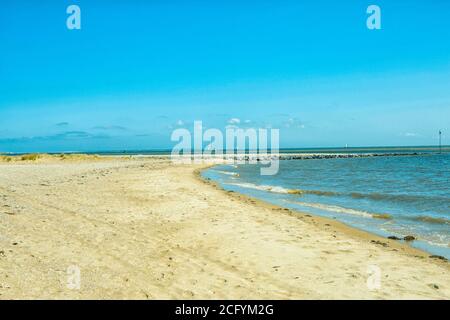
[285,200,388,219]
[225,181,340,196]
[405,215,450,226]
[215,170,240,177]
[349,191,449,204]
[226,182,298,194]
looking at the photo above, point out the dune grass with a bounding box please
[0,153,101,162]
[20,154,41,161]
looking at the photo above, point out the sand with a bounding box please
[0,156,448,299]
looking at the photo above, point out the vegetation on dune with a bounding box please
[0,156,13,162]
[0,153,124,162]
[20,154,41,161]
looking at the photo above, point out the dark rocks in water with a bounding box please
[387,236,401,240]
[403,235,416,241]
[429,255,447,261]
[273,152,425,162]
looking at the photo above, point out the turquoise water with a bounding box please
[203,153,450,258]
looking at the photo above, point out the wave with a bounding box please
[215,170,240,177]
[226,182,296,194]
[227,181,448,236]
[225,182,340,195]
[226,180,449,206]
[348,191,449,204]
[226,182,395,219]
[224,181,449,224]
[404,215,450,226]
[285,200,390,219]
[291,188,447,205]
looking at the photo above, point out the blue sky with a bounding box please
[0,0,449,152]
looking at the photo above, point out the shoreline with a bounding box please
[0,156,448,299]
[195,166,447,265]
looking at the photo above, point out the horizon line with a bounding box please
[2,144,449,155]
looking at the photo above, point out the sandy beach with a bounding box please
[0,156,448,299]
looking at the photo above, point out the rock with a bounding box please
[371,240,388,247]
[403,235,416,241]
[388,236,401,240]
[429,255,447,261]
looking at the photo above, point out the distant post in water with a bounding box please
[439,130,442,154]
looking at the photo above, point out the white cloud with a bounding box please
[402,132,420,137]
[167,119,188,130]
[283,117,305,129]
[228,118,241,125]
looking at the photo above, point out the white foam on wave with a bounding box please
[285,200,374,218]
[226,182,386,218]
[216,170,240,177]
[226,182,292,194]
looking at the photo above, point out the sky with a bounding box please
[0,0,449,152]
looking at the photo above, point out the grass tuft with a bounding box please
[20,154,41,161]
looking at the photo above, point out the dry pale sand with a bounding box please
[0,156,448,299]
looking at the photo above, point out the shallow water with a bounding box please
[203,153,450,259]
